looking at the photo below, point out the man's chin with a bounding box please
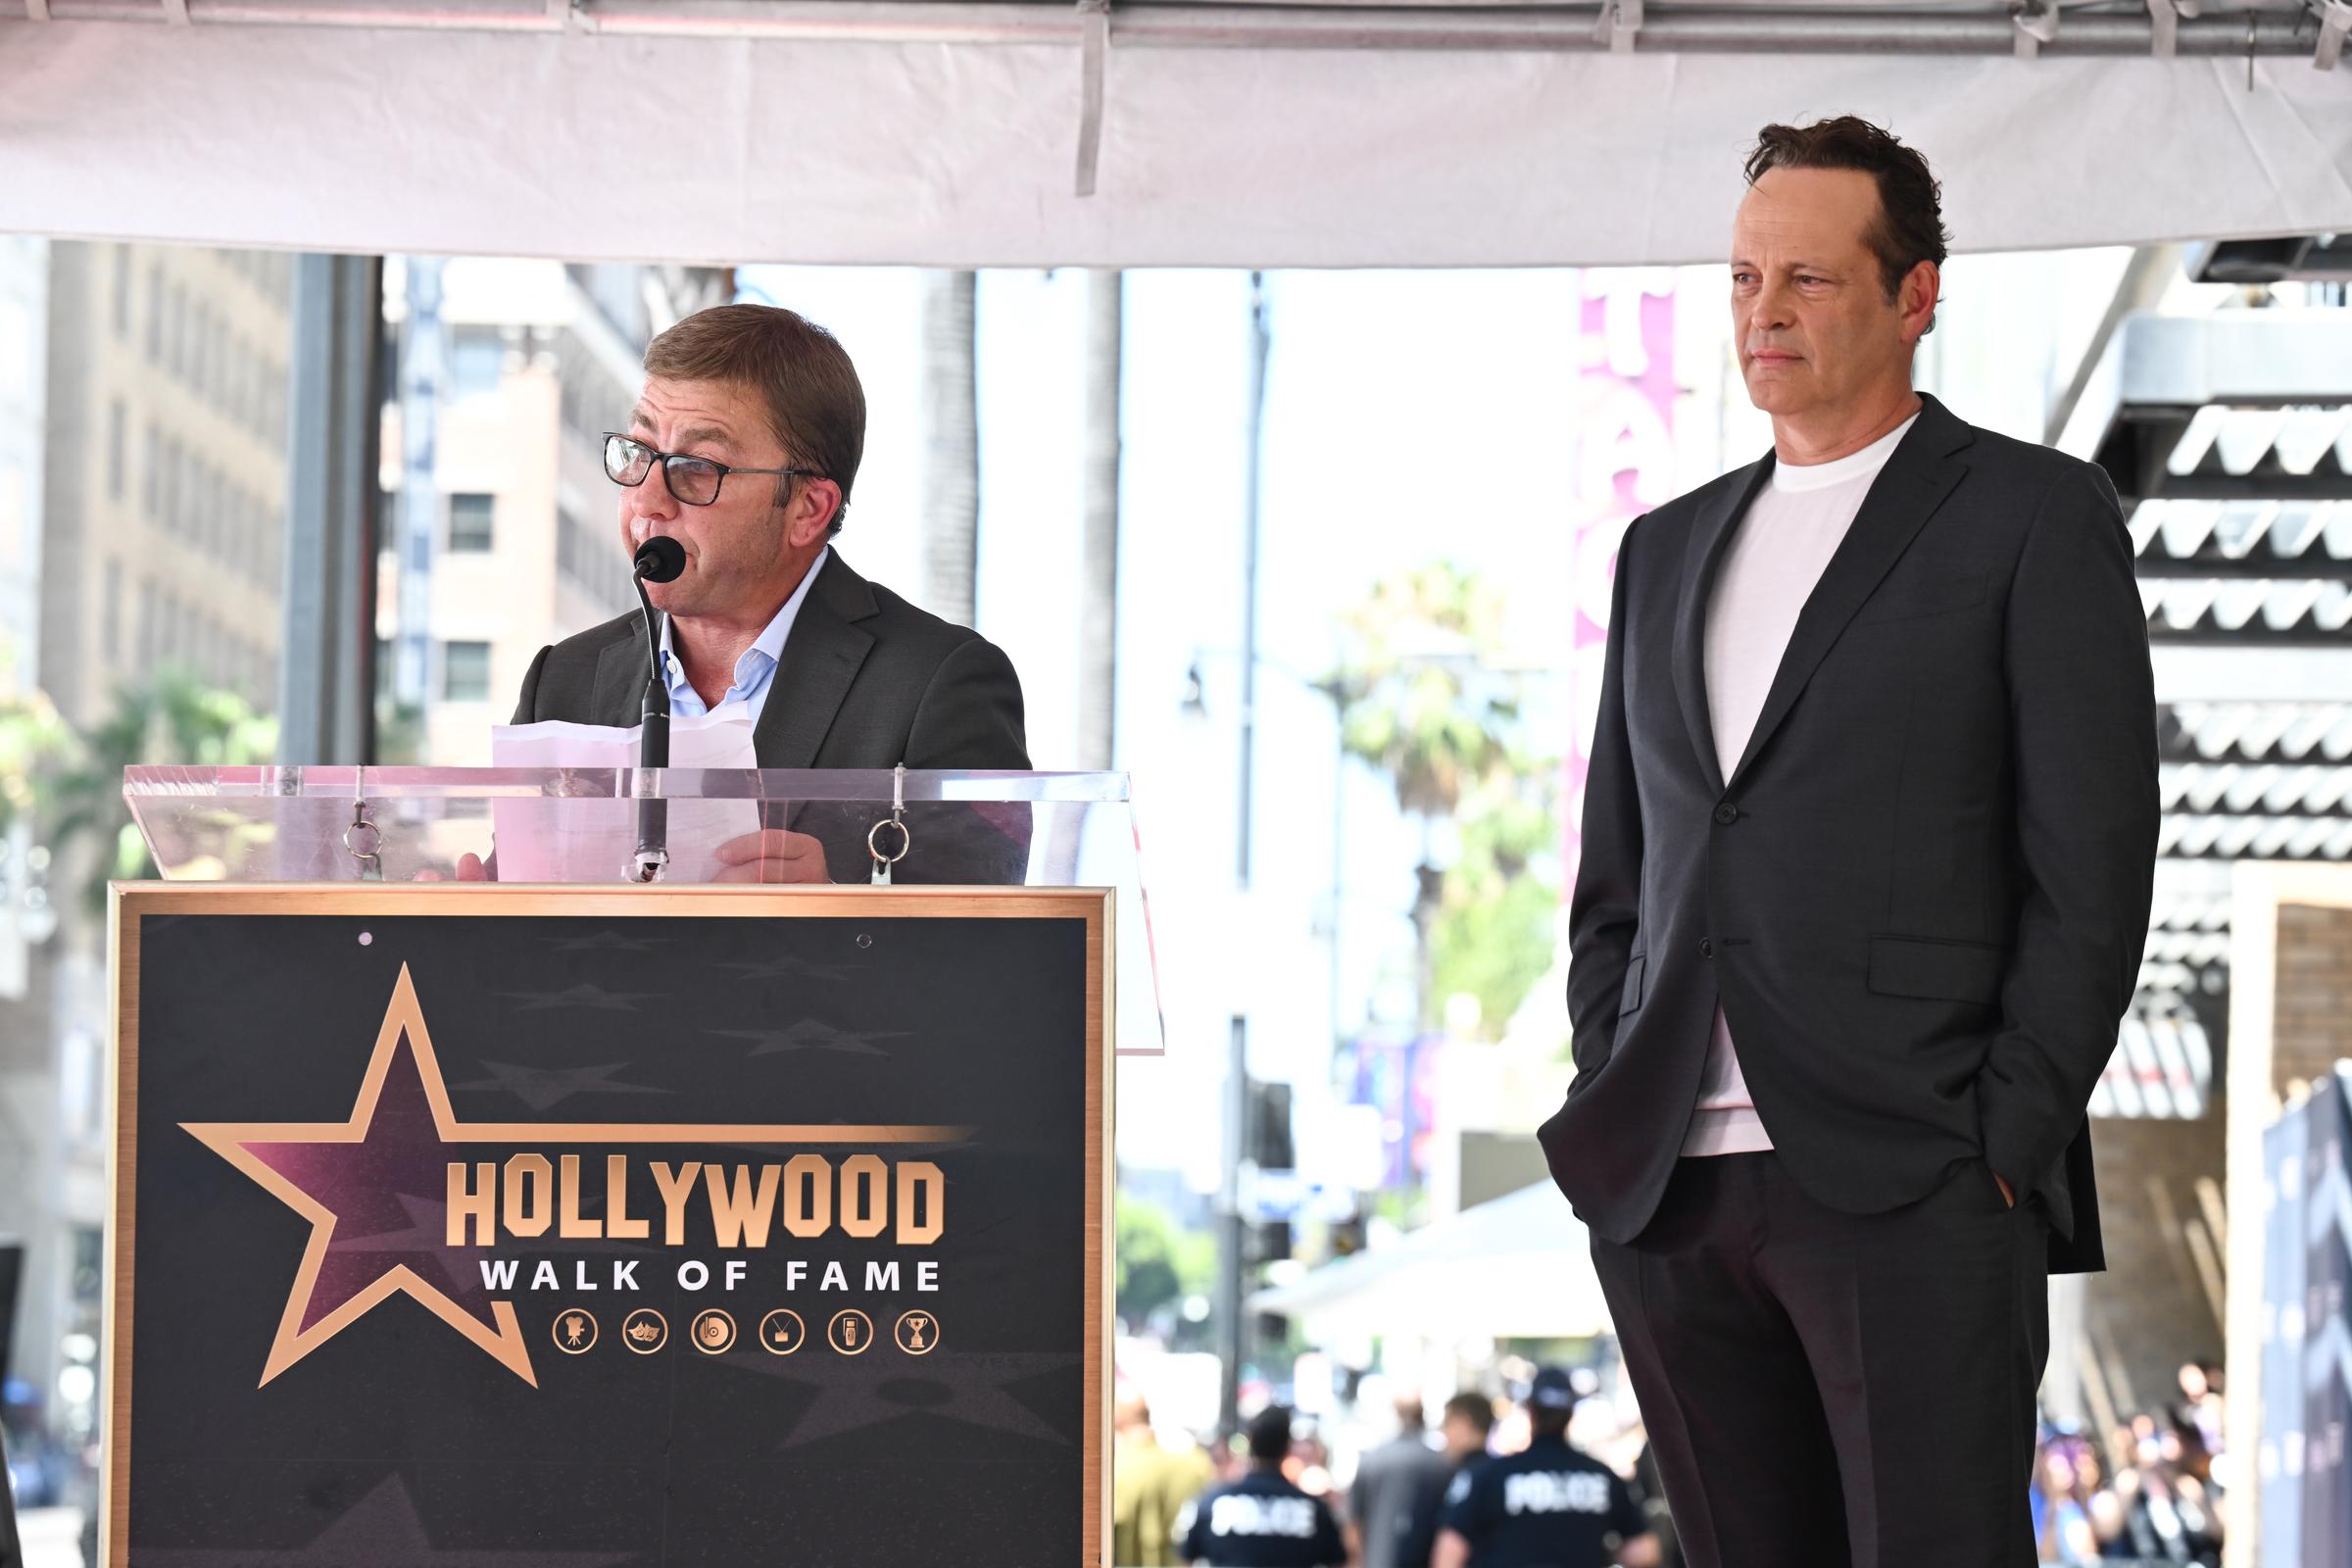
[1741,373,1808,415]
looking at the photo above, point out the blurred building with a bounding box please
[0,238,45,702]
[2056,255,2352,1434]
[0,241,297,1434]
[0,236,52,1004]
[377,260,728,763]
[41,242,292,725]
[0,236,51,1420]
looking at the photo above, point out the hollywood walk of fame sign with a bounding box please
[107,884,1110,1567]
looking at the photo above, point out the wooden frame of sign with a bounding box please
[105,882,1113,1566]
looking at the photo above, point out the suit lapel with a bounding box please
[590,613,654,727]
[1671,459,1774,799]
[753,550,879,768]
[1724,395,1974,792]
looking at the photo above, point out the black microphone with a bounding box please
[629,537,686,882]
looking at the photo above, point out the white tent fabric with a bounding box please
[1249,1182,1609,1342]
[4,19,2352,267]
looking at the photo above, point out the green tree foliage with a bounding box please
[1332,561,1560,1039]
[1333,562,1516,821]
[0,688,73,840]
[42,668,277,911]
[1429,770,1560,1041]
[1115,1191,1215,1327]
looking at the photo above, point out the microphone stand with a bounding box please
[631,574,669,883]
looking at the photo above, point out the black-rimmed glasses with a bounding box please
[603,432,822,507]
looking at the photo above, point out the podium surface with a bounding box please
[105,768,1131,1565]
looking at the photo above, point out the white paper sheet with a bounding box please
[488,711,762,884]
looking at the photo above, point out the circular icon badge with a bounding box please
[553,1308,599,1355]
[894,1310,939,1356]
[759,1309,807,1356]
[690,1308,737,1355]
[620,1308,669,1355]
[828,1308,874,1356]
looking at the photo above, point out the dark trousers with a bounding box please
[1590,1152,2049,1568]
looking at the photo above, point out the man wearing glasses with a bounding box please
[506,303,1030,884]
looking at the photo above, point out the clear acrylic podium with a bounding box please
[122,765,1162,1054]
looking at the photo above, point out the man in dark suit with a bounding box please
[1537,118,2158,1567]
[1345,1396,1452,1568]
[498,302,1029,884]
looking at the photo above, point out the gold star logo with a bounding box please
[181,965,968,1390]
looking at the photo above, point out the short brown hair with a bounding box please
[1442,1393,1495,1437]
[643,303,865,536]
[1745,117,1948,324]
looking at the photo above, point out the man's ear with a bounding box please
[1901,260,1941,343]
[781,477,841,550]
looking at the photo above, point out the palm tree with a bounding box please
[1330,561,1525,1030]
[44,669,276,914]
[0,687,72,841]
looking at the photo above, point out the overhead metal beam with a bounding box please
[4,0,2337,56]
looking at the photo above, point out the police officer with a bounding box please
[1176,1406,1347,1567]
[1433,1369,1661,1568]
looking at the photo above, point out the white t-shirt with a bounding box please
[1683,414,1919,1157]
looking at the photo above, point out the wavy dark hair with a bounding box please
[1745,117,1949,323]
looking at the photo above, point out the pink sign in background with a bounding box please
[1563,273,1679,888]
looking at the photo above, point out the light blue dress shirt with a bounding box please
[658,548,829,726]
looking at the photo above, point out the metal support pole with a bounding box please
[9,3,2335,58]
[390,258,443,726]
[1236,271,1267,888]
[277,253,382,764]
[1216,1012,1248,1436]
[1077,270,1123,770]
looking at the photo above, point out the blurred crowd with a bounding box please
[1113,1357,2230,1568]
[1113,1370,1669,1568]
[2030,1362,2227,1566]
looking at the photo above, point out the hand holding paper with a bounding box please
[484,711,765,883]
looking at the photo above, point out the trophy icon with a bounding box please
[895,1311,938,1356]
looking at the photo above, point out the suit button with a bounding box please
[1699,938,1715,958]
[1713,803,1740,825]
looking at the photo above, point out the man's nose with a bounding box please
[622,472,680,542]
[1750,276,1797,331]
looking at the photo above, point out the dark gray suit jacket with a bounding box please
[1538,394,2159,1275]
[511,550,1032,881]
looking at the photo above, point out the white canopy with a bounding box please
[4,5,2352,267]
[1250,1182,1610,1342]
